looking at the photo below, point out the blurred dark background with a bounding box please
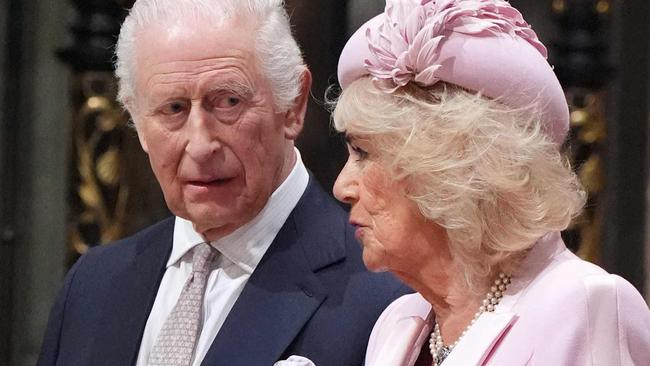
[1,1,648,365]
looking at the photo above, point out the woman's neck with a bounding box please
[432,288,484,345]
[395,261,489,345]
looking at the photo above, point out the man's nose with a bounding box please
[185,107,221,162]
[333,162,358,204]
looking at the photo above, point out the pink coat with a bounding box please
[365,232,650,366]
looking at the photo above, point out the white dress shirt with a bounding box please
[136,148,309,366]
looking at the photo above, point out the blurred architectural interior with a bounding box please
[0,0,648,365]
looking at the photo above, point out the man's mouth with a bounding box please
[187,177,235,187]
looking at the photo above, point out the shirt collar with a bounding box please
[169,148,309,273]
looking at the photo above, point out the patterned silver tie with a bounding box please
[148,243,216,366]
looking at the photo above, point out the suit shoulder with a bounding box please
[76,217,174,270]
[294,179,411,302]
[339,220,408,301]
[293,178,350,228]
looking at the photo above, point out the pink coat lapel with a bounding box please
[369,297,518,366]
[374,314,433,366]
[441,312,517,365]
[366,233,569,366]
[441,233,564,365]
[441,232,564,365]
[365,294,433,366]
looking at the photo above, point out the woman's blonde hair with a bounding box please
[332,77,586,286]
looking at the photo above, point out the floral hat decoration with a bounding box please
[337,0,569,145]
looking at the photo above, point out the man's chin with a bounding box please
[182,208,239,241]
[182,179,240,203]
[178,199,265,241]
[200,225,238,242]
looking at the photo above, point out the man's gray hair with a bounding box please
[115,0,306,112]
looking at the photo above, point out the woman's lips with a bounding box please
[354,227,364,241]
[350,221,366,241]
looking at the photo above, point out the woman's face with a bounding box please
[333,135,448,275]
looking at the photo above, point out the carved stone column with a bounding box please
[1,1,18,363]
[553,0,612,264]
[286,0,350,192]
[58,0,166,265]
[605,0,649,292]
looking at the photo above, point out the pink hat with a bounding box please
[337,0,569,145]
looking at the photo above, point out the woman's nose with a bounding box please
[333,162,358,204]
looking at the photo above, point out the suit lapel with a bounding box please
[90,219,174,366]
[202,179,344,366]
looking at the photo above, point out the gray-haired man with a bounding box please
[38,1,406,365]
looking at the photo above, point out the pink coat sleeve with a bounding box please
[526,274,650,366]
[612,275,650,365]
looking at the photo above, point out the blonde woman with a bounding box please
[331,0,650,365]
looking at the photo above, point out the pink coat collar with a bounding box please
[367,232,566,366]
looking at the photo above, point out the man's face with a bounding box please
[131,19,306,240]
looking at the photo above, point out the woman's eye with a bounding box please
[350,144,369,161]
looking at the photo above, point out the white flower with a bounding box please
[273,355,316,366]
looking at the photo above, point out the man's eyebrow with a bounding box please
[207,80,254,97]
[149,86,188,100]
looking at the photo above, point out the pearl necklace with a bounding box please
[429,273,512,366]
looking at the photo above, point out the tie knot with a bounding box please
[192,242,216,274]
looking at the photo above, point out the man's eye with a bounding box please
[226,96,240,107]
[214,94,241,109]
[160,101,188,115]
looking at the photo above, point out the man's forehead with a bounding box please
[135,16,256,61]
[133,17,261,86]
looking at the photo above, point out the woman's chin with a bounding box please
[362,250,389,273]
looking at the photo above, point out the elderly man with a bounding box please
[37,1,405,365]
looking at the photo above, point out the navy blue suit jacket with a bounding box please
[38,178,408,366]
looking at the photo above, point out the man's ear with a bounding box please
[284,69,312,140]
[135,121,149,153]
[125,100,149,153]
